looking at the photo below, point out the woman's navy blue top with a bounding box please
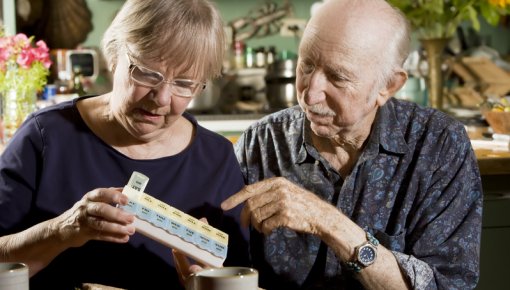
[0,96,249,290]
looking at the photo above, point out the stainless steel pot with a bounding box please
[265,59,298,110]
[265,77,297,109]
[187,79,221,112]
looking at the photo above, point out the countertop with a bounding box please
[197,115,510,176]
[467,125,510,175]
[474,149,510,175]
[0,115,507,176]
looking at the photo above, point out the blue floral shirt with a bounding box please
[235,98,483,289]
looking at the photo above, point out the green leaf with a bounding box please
[387,0,509,39]
[466,5,480,31]
[480,2,501,26]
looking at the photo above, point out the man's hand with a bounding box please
[221,177,335,236]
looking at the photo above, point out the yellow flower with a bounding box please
[388,0,510,39]
[488,0,510,8]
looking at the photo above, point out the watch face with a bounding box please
[358,244,377,266]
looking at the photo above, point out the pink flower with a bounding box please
[0,31,52,94]
[35,40,48,51]
[13,33,29,43]
[0,33,52,70]
[34,41,51,69]
[0,47,10,63]
[16,48,35,69]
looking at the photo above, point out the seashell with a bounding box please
[17,0,93,49]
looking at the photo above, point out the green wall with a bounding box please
[83,0,315,55]
[82,0,124,49]
[477,19,510,56]
[83,0,510,56]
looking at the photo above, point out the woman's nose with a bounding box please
[152,84,173,106]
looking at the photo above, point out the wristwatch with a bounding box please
[345,231,379,273]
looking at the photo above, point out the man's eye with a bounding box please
[300,63,315,74]
[329,74,350,87]
[330,74,345,82]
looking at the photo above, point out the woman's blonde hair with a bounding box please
[101,0,226,80]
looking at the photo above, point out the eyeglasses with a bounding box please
[126,53,206,98]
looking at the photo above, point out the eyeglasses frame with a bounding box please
[125,53,206,98]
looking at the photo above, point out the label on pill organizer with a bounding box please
[120,171,228,259]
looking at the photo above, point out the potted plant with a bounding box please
[387,0,510,110]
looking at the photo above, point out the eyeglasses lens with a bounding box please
[129,65,201,98]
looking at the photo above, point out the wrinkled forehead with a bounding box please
[299,23,373,70]
[126,44,204,80]
[301,1,394,65]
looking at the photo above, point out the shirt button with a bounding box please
[315,160,319,166]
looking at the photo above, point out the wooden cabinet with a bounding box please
[477,175,510,290]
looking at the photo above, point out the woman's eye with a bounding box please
[173,79,195,89]
[135,67,162,82]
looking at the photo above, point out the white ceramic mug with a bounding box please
[185,267,258,290]
[0,262,29,290]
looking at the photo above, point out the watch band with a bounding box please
[345,231,379,273]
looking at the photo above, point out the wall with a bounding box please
[1,0,508,56]
[83,0,315,55]
[475,19,510,56]
[82,0,510,57]
[82,0,124,49]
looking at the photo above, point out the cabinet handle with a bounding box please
[484,193,510,201]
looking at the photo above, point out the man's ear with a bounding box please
[376,70,408,106]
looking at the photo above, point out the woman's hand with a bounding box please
[172,249,205,286]
[171,217,210,286]
[50,187,136,248]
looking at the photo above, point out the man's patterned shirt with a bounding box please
[235,98,483,289]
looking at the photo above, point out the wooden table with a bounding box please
[475,149,510,175]
[468,125,510,176]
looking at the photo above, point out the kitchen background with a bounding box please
[1,1,510,289]
[3,0,510,114]
[90,3,510,289]
[81,0,510,56]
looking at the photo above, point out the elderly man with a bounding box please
[221,0,483,289]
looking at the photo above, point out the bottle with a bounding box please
[266,46,276,67]
[232,40,245,70]
[71,65,86,96]
[255,47,266,68]
[245,46,255,68]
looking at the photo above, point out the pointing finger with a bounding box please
[221,179,275,211]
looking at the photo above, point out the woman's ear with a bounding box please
[376,70,408,106]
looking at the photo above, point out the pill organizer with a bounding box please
[119,171,228,267]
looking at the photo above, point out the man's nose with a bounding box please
[304,71,328,104]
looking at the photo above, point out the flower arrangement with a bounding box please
[0,30,52,95]
[0,29,52,142]
[387,0,510,39]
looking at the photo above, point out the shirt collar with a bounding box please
[366,99,409,156]
[297,116,320,164]
[297,99,409,164]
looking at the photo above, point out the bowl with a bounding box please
[483,110,510,134]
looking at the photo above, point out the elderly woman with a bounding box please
[0,0,248,289]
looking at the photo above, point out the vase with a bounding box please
[1,88,37,143]
[419,38,450,110]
